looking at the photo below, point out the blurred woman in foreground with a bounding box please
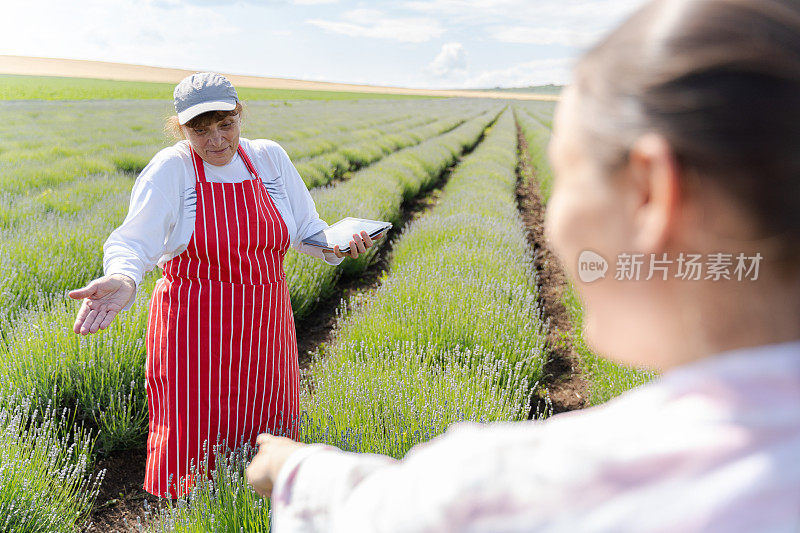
[247,0,800,530]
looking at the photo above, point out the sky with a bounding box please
[1,0,648,89]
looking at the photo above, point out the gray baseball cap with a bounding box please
[174,72,239,125]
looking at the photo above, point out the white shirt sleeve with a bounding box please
[270,343,800,533]
[103,152,182,310]
[271,444,400,533]
[271,422,531,533]
[270,143,345,267]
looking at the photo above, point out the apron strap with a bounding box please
[237,145,260,180]
[190,147,207,184]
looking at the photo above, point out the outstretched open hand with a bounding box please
[68,274,136,335]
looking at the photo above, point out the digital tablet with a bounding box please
[302,217,392,253]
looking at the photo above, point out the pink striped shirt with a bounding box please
[272,341,800,532]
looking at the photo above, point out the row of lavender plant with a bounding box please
[0,98,477,203]
[284,107,501,317]
[326,110,545,378]
[307,110,546,440]
[295,111,474,188]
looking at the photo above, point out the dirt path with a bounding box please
[514,119,588,417]
[81,448,163,532]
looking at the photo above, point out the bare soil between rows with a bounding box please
[515,122,588,417]
[82,448,160,532]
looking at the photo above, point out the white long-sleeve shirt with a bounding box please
[103,137,343,306]
[272,340,800,532]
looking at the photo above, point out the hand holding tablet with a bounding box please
[332,230,384,258]
[302,217,392,258]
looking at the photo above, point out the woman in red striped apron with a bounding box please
[69,72,379,499]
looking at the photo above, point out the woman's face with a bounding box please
[545,87,655,366]
[182,113,241,166]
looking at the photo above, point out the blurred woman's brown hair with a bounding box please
[574,0,800,262]
[164,102,245,140]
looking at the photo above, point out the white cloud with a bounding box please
[405,0,520,18]
[405,0,642,19]
[463,57,574,88]
[492,25,603,48]
[427,42,467,78]
[404,0,645,39]
[152,0,283,6]
[307,9,444,43]
[293,0,338,4]
[0,0,240,72]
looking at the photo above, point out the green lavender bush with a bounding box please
[0,390,103,531]
[285,108,501,317]
[331,110,546,382]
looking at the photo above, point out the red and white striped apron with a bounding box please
[144,145,300,499]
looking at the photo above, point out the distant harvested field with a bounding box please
[0,74,432,101]
[0,55,560,101]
